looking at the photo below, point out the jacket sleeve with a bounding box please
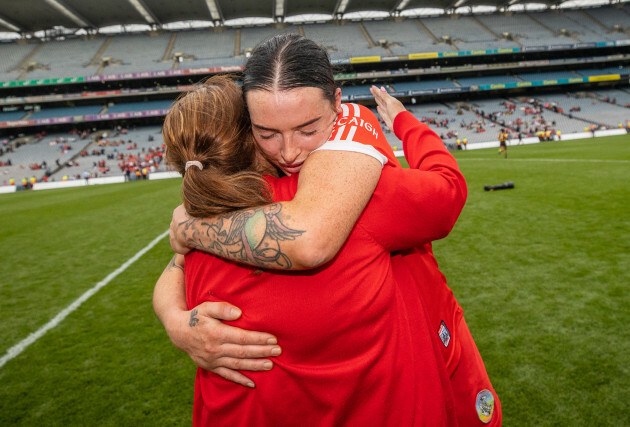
[359,111,468,251]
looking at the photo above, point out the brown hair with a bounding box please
[163,75,271,217]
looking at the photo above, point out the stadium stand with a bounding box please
[421,15,502,51]
[0,3,628,188]
[21,38,104,80]
[592,88,630,106]
[575,66,630,76]
[455,75,521,86]
[536,93,630,128]
[105,100,172,113]
[476,13,560,47]
[391,80,459,91]
[97,33,174,75]
[584,4,630,33]
[0,110,26,121]
[29,105,103,120]
[517,71,582,81]
[171,28,243,67]
[0,41,35,82]
[361,20,449,55]
[303,22,381,60]
[240,26,301,55]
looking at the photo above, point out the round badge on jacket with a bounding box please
[475,389,495,423]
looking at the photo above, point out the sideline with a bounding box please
[0,229,170,369]
[455,158,629,164]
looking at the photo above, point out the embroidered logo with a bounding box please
[476,389,495,424]
[437,320,451,348]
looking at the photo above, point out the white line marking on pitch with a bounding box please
[457,158,629,164]
[0,229,169,369]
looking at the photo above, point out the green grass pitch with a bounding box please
[0,134,628,425]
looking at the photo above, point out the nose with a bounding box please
[280,134,301,164]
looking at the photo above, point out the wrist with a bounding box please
[163,308,191,350]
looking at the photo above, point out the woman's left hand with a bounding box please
[370,85,407,133]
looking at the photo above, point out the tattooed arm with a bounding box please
[171,150,382,270]
[153,254,282,387]
[172,203,304,269]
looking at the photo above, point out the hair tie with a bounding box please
[185,161,203,171]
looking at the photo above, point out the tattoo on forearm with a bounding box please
[167,255,184,272]
[178,203,304,269]
[189,309,200,327]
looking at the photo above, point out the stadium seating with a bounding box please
[391,80,459,91]
[0,131,89,181]
[455,75,520,86]
[575,66,630,76]
[476,13,560,47]
[29,105,103,120]
[536,93,630,128]
[362,20,450,55]
[171,28,243,67]
[0,4,628,184]
[0,110,27,121]
[0,41,35,82]
[22,38,104,80]
[517,71,581,81]
[105,100,172,114]
[303,22,382,60]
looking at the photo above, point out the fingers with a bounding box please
[212,367,257,388]
[371,85,407,130]
[215,354,277,371]
[197,301,279,345]
[197,300,241,321]
[219,343,282,360]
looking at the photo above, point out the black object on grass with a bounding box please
[484,181,514,191]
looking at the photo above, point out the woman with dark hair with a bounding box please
[161,74,454,426]
[155,33,500,426]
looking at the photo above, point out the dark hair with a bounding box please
[242,33,337,105]
[163,75,271,217]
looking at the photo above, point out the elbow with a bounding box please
[434,188,468,240]
[290,237,337,270]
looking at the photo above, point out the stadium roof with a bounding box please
[0,0,622,35]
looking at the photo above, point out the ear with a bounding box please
[333,88,342,114]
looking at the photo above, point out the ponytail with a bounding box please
[163,75,272,217]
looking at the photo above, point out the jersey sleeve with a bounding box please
[313,103,400,168]
[359,111,468,250]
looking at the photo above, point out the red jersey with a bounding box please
[185,106,461,426]
[320,106,468,375]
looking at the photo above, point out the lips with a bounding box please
[281,162,304,175]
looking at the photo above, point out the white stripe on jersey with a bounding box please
[313,140,387,166]
[340,103,361,118]
[331,125,345,142]
[316,102,387,165]
[346,125,357,142]
[341,104,350,117]
[349,103,361,117]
